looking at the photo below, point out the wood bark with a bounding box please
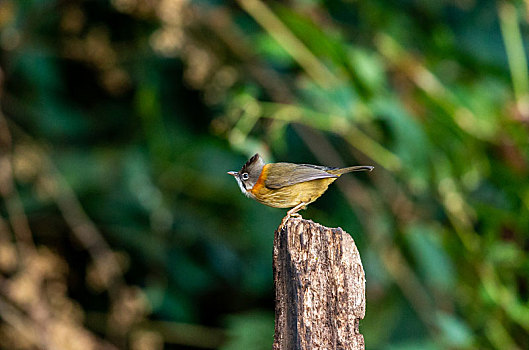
[273,217,365,350]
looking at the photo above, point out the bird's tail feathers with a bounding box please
[328,165,374,175]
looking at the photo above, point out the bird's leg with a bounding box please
[280,202,307,229]
[287,202,306,217]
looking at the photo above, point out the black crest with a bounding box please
[241,153,261,173]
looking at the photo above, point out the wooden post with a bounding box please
[273,217,365,350]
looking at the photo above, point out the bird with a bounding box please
[228,153,373,226]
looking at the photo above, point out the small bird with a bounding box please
[228,154,373,225]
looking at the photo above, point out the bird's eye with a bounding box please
[241,172,249,180]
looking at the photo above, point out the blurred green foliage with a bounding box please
[1,0,529,349]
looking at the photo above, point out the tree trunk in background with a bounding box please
[273,217,365,350]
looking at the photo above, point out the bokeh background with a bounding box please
[1,0,529,349]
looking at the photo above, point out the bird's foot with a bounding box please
[279,203,307,230]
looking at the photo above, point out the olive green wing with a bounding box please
[264,163,338,189]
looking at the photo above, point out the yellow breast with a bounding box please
[250,177,338,208]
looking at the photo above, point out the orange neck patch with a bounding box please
[250,163,269,194]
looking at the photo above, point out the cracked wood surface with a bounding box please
[273,217,365,350]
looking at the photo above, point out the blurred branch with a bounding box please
[2,111,125,302]
[485,317,522,350]
[0,68,36,260]
[264,102,402,171]
[47,161,126,299]
[0,292,43,349]
[376,33,497,141]
[499,2,529,110]
[236,0,339,88]
[202,7,295,103]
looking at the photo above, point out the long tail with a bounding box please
[328,165,374,175]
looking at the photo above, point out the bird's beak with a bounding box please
[227,171,237,177]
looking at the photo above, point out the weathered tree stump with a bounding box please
[273,217,365,350]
